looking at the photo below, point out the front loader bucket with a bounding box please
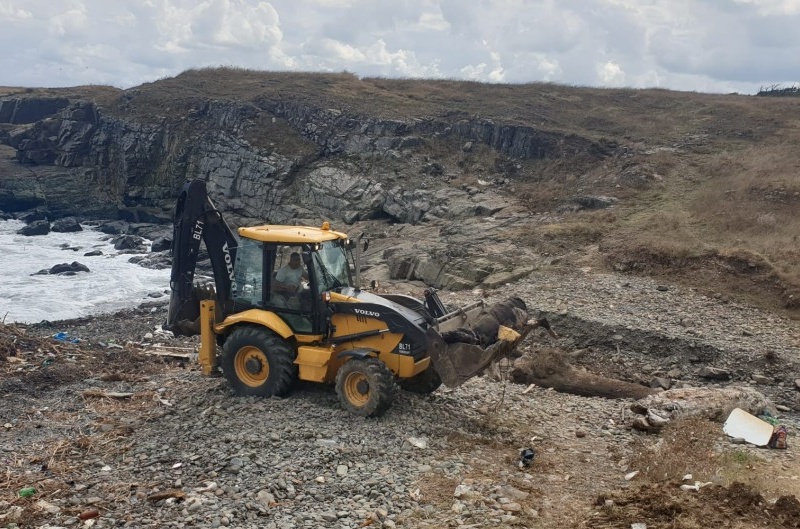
[426,328,515,388]
[426,317,557,388]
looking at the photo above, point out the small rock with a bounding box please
[667,368,682,378]
[656,285,669,292]
[751,374,771,385]
[256,490,274,508]
[575,430,586,438]
[698,366,730,381]
[336,464,348,477]
[35,499,61,514]
[649,377,671,390]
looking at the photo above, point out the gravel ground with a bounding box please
[2,269,799,528]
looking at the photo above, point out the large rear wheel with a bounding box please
[335,358,397,417]
[221,327,296,397]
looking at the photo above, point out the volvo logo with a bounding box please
[353,308,380,318]
[223,242,236,291]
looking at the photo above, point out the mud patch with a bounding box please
[590,482,800,528]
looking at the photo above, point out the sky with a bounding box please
[1,0,799,95]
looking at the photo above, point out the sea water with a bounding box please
[0,220,170,324]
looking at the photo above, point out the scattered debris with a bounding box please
[680,481,713,492]
[143,346,196,360]
[53,331,81,343]
[78,509,100,520]
[723,408,775,446]
[406,437,428,449]
[769,425,788,449]
[82,389,135,399]
[634,386,776,426]
[518,448,535,468]
[146,489,186,502]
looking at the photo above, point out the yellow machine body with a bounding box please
[199,296,430,384]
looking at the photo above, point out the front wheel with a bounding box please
[335,358,397,417]
[221,326,296,397]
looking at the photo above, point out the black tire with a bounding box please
[335,358,397,417]
[221,326,297,397]
[399,366,442,394]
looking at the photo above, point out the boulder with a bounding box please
[17,220,50,236]
[16,209,48,223]
[51,217,82,232]
[128,254,171,270]
[698,366,731,381]
[112,234,146,251]
[150,237,171,252]
[49,262,90,274]
[634,386,775,423]
[97,221,130,235]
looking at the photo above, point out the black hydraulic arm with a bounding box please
[166,179,238,333]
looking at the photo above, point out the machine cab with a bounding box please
[231,225,352,334]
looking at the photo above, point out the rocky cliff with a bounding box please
[0,75,612,289]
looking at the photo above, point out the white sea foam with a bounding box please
[0,220,170,324]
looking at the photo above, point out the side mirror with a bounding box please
[301,251,312,265]
[362,239,369,253]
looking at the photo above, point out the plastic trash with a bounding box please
[53,332,80,344]
[18,487,36,497]
[518,448,535,468]
[78,509,100,520]
[723,408,774,446]
[768,425,788,449]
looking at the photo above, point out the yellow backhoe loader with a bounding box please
[166,180,551,416]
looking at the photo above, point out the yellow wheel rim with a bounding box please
[343,371,370,406]
[234,346,269,387]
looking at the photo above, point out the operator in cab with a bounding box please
[273,252,309,308]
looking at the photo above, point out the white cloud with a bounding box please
[0,3,31,19]
[49,7,89,37]
[734,0,800,15]
[597,61,625,86]
[0,0,797,93]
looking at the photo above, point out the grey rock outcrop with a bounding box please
[17,219,50,236]
[32,261,90,275]
[0,86,609,290]
[51,217,82,232]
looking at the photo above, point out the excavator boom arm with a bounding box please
[166,179,238,334]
